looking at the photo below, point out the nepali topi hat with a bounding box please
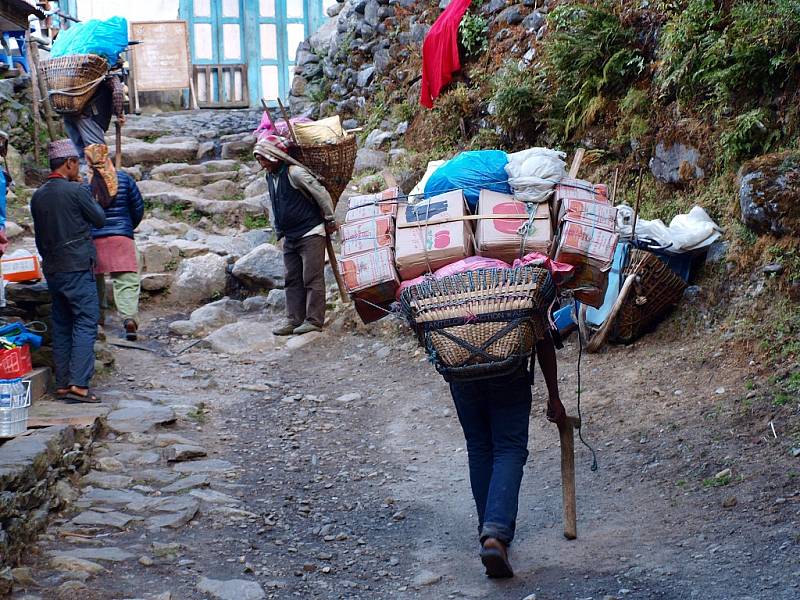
[48,139,79,161]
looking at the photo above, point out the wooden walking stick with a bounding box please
[558,415,581,540]
[275,98,349,302]
[115,119,122,169]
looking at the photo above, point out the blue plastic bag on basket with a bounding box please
[51,17,128,64]
[424,150,511,211]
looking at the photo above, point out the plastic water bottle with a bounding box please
[11,379,25,408]
[0,380,13,409]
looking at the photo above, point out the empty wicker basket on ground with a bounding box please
[613,249,688,343]
[297,134,357,205]
[40,54,109,115]
[399,267,556,381]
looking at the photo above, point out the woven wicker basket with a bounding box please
[298,134,357,204]
[613,249,688,343]
[41,54,109,115]
[399,267,555,381]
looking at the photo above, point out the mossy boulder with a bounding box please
[738,152,800,236]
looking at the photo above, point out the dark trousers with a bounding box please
[47,270,99,388]
[283,234,326,327]
[450,371,532,545]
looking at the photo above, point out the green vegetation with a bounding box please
[244,214,270,230]
[659,0,800,112]
[702,472,733,487]
[719,109,782,167]
[459,12,489,58]
[490,64,546,143]
[547,2,645,139]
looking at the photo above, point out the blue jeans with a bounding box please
[46,270,99,388]
[63,113,105,163]
[450,371,532,545]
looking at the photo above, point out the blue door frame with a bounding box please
[180,0,324,107]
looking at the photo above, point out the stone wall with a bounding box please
[0,77,36,181]
[0,423,100,573]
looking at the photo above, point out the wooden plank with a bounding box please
[568,148,586,178]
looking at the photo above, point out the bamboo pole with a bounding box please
[26,32,58,141]
[23,32,42,164]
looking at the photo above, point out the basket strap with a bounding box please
[48,74,106,97]
[431,318,527,365]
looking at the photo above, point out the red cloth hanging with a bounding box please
[420,0,472,109]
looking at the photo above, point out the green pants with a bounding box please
[96,271,141,323]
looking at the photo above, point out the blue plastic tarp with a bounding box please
[51,17,128,64]
[424,150,511,211]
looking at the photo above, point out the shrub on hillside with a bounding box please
[490,64,546,145]
[658,0,800,111]
[546,1,646,139]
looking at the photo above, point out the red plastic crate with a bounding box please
[0,345,32,379]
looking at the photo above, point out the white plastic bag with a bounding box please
[505,147,567,203]
[616,205,723,253]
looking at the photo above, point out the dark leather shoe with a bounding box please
[124,319,138,341]
[479,538,514,578]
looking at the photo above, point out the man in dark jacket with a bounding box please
[91,170,144,340]
[253,136,336,336]
[30,140,106,403]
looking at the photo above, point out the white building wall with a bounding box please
[75,0,180,22]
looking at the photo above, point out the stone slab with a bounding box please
[52,547,134,562]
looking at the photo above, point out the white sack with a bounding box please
[505,147,567,203]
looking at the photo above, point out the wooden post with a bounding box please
[558,415,581,540]
[23,32,42,164]
[27,36,58,141]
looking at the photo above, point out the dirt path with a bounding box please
[14,308,799,600]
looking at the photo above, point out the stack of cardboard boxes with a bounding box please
[337,188,401,323]
[337,175,614,323]
[551,178,619,307]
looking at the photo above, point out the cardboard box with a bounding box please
[1,254,43,283]
[340,215,395,257]
[394,190,473,280]
[559,198,617,229]
[338,247,400,324]
[345,188,399,222]
[475,190,552,263]
[553,221,619,307]
[338,247,399,294]
[556,178,609,203]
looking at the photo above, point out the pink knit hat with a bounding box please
[48,139,79,160]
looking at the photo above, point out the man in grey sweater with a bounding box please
[30,140,106,403]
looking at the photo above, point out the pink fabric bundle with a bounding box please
[396,256,511,299]
[395,253,576,299]
[253,112,312,139]
[512,252,575,286]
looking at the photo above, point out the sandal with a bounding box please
[55,388,69,399]
[64,386,102,404]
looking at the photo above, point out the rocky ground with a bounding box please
[7,306,800,600]
[1,111,797,599]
